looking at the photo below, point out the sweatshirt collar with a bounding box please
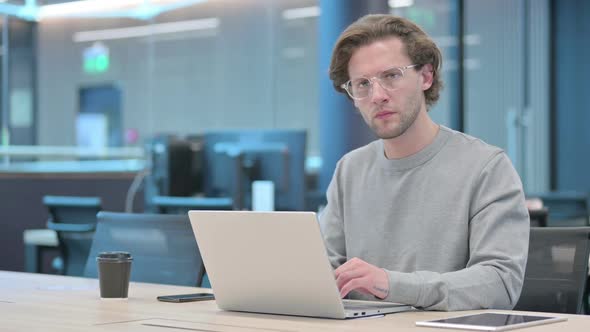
[376,125,452,171]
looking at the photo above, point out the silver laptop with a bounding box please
[188,210,412,319]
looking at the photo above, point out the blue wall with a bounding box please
[554,0,590,192]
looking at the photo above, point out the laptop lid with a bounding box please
[188,210,411,319]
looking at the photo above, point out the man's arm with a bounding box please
[320,160,348,269]
[383,152,529,310]
[321,159,393,300]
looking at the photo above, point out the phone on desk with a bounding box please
[157,293,215,303]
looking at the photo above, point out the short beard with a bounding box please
[371,97,421,140]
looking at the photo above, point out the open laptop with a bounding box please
[188,210,412,319]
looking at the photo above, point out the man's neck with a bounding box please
[382,110,439,160]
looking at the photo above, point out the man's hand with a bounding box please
[334,257,390,299]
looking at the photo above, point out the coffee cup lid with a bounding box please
[97,251,132,262]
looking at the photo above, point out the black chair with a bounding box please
[305,190,327,213]
[528,191,589,226]
[152,195,233,215]
[84,211,205,287]
[515,227,590,314]
[44,195,102,276]
[529,208,549,227]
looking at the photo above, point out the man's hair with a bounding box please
[329,14,443,108]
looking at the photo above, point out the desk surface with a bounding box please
[1,271,588,332]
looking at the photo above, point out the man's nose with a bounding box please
[370,80,389,104]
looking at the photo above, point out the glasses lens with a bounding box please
[349,78,371,99]
[378,67,404,90]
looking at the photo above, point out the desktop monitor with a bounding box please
[144,135,203,200]
[202,129,306,211]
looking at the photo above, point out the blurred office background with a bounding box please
[0,0,588,278]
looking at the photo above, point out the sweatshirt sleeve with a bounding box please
[383,152,529,310]
[319,160,348,269]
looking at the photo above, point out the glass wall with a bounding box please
[0,0,551,191]
[464,0,550,192]
[0,16,36,148]
[391,0,460,130]
[33,0,319,154]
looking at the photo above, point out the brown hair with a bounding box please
[329,14,443,108]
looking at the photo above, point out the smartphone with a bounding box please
[157,293,215,303]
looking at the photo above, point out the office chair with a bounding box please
[44,195,102,276]
[84,212,205,287]
[514,227,590,314]
[528,208,549,227]
[527,191,589,226]
[151,195,233,215]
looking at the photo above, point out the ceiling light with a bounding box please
[281,6,320,20]
[39,0,142,18]
[73,17,220,42]
[24,0,206,20]
[388,0,414,9]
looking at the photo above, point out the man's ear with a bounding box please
[420,64,434,91]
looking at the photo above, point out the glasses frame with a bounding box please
[341,64,419,100]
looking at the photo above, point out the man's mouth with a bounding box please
[375,111,396,119]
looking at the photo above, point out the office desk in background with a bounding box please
[0,162,145,272]
[1,271,588,332]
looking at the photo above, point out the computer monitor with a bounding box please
[144,135,203,200]
[202,129,306,211]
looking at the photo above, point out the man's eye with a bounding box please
[353,79,370,89]
[383,71,402,80]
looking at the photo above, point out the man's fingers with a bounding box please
[334,257,362,278]
[339,276,371,298]
[335,259,369,289]
[335,258,390,299]
[335,269,365,289]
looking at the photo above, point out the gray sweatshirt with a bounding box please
[320,126,529,311]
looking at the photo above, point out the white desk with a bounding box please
[1,271,588,331]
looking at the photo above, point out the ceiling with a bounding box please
[0,0,207,21]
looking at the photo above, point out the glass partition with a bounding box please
[0,0,547,191]
[1,0,319,174]
[1,0,317,151]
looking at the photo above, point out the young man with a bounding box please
[320,14,529,311]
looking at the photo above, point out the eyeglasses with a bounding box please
[341,64,419,100]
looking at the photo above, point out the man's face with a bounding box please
[347,37,432,140]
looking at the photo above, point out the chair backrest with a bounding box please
[528,191,589,226]
[152,195,233,214]
[84,211,205,287]
[515,227,590,314]
[528,208,549,227]
[43,195,102,276]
